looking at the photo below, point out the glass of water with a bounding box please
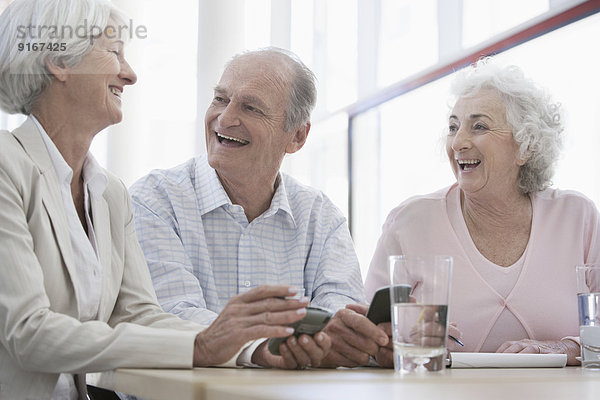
[388,255,453,373]
[576,264,600,369]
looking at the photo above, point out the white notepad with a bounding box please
[449,352,567,368]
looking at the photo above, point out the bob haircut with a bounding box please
[450,57,563,193]
[0,0,127,115]
[227,47,317,132]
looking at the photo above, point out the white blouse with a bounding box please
[32,116,107,400]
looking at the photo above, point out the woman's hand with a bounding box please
[446,323,464,352]
[376,321,463,368]
[403,305,446,348]
[496,338,580,365]
[251,332,331,369]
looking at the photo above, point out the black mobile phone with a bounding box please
[268,306,332,356]
[366,285,411,325]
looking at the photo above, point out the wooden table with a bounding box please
[93,366,600,400]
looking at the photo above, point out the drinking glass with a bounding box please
[389,255,453,373]
[576,264,600,369]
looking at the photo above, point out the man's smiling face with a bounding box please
[205,53,298,183]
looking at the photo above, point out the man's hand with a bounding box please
[320,304,389,368]
[373,322,394,367]
[193,285,308,366]
[251,332,331,369]
[496,338,581,365]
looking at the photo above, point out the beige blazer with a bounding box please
[0,119,204,399]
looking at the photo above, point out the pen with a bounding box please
[448,335,464,346]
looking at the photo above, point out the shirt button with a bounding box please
[244,280,251,287]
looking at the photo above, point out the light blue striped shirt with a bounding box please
[129,155,365,325]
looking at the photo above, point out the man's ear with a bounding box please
[285,122,310,154]
[44,57,69,82]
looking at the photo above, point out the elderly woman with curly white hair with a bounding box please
[365,57,600,367]
[0,0,319,398]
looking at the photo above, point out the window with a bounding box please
[493,11,600,207]
[378,0,439,88]
[291,0,358,115]
[462,0,549,48]
[351,76,455,277]
[244,0,271,49]
[282,112,349,217]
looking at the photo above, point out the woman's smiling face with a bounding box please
[446,88,526,197]
[60,30,137,132]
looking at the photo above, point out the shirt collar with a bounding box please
[31,115,108,197]
[82,152,108,198]
[262,174,295,224]
[195,155,234,215]
[195,156,295,226]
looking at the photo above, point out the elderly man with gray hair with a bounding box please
[130,48,389,368]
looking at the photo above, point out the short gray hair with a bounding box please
[451,57,563,193]
[0,0,127,114]
[228,47,317,132]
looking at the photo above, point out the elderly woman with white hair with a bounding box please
[365,57,600,367]
[0,0,318,398]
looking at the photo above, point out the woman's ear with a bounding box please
[517,149,532,166]
[44,57,69,82]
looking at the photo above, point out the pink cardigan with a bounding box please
[365,184,600,352]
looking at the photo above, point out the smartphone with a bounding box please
[366,285,411,325]
[268,306,332,356]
